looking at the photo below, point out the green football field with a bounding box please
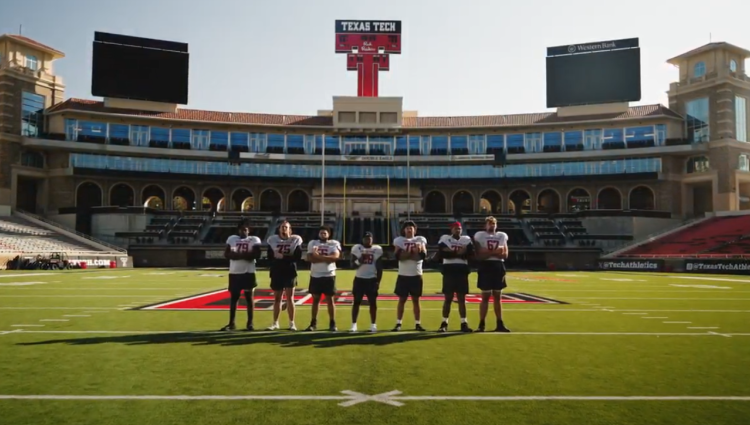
[1,267,749,425]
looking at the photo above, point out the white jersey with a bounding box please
[226,235,262,274]
[394,235,428,276]
[351,244,384,279]
[438,234,473,265]
[307,239,342,278]
[473,231,508,262]
[266,234,303,256]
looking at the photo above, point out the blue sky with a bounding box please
[3,0,749,116]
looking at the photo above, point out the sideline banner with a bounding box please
[683,259,750,275]
[598,259,664,272]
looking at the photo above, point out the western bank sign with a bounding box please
[547,37,639,57]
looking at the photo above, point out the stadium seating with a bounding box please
[0,216,99,252]
[461,215,531,246]
[618,215,750,257]
[528,218,566,247]
[282,213,336,243]
[202,213,273,244]
[342,217,391,246]
[397,214,456,246]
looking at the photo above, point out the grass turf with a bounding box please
[1,268,749,425]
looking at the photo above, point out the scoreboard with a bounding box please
[335,20,402,54]
[335,20,401,97]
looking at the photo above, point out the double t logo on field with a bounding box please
[136,289,565,311]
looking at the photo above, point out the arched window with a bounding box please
[730,59,738,73]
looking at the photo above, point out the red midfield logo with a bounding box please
[136,289,565,311]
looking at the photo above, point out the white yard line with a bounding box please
[0,391,748,407]
[39,319,69,322]
[10,324,44,327]
[641,317,669,319]
[663,322,692,324]
[62,315,91,318]
[688,327,719,330]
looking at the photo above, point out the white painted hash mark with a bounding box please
[709,331,732,338]
[339,390,404,407]
[0,393,749,406]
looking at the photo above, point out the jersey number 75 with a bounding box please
[276,244,291,254]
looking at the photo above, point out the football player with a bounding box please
[266,220,303,331]
[349,232,383,332]
[392,221,428,332]
[473,216,511,332]
[304,226,342,331]
[437,222,473,332]
[221,219,262,331]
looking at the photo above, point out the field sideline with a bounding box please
[1,268,749,425]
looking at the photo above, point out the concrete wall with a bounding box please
[92,213,152,247]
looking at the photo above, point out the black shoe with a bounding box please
[461,323,473,333]
[329,321,337,332]
[391,324,402,332]
[437,322,448,333]
[245,323,254,331]
[415,324,426,332]
[305,323,317,332]
[494,321,511,333]
[220,323,236,331]
[476,321,485,332]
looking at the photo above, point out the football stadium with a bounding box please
[1,19,750,425]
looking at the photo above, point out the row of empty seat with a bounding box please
[619,215,750,257]
[0,216,99,253]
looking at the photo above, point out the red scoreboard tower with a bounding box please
[335,20,402,97]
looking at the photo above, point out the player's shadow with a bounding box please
[16,330,467,349]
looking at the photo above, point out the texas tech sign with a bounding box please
[335,20,402,97]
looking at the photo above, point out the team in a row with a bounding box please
[222,216,510,333]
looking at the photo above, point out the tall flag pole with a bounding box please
[386,175,390,243]
[406,140,411,220]
[320,135,325,226]
[343,175,347,245]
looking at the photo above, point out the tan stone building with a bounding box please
[1,34,749,223]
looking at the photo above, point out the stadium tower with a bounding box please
[0,28,749,270]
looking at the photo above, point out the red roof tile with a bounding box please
[5,34,64,56]
[47,98,682,129]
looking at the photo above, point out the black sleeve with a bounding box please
[250,245,262,260]
[266,245,274,260]
[376,258,383,283]
[291,246,302,261]
[464,242,475,259]
[438,242,457,258]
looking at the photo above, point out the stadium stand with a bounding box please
[396,214,456,246]
[282,213,337,243]
[202,213,274,244]
[342,216,391,246]
[618,215,750,257]
[0,216,102,252]
[461,215,532,246]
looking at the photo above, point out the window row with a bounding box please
[62,119,670,155]
[70,154,663,179]
[687,154,750,173]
